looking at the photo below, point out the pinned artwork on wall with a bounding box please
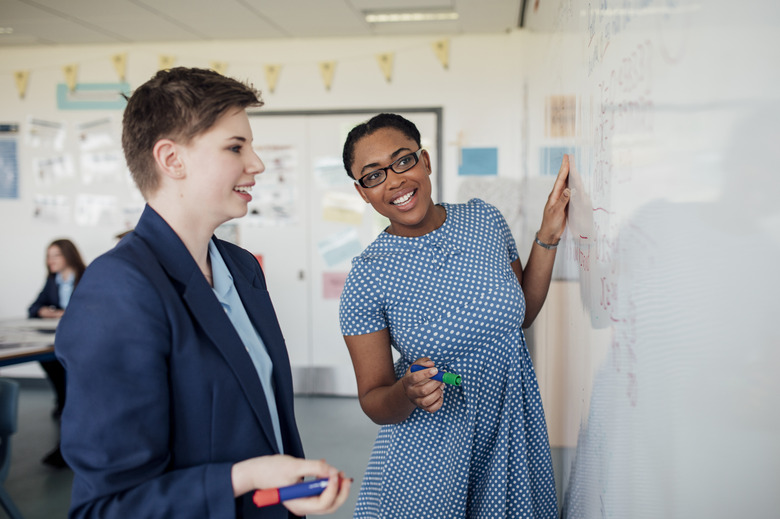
[56,82,130,110]
[0,124,19,199]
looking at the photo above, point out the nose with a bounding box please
[247,149,265,176]
[385,168,406,188]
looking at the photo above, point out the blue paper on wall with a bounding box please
[539,146,576,176]
[458,147,498,176]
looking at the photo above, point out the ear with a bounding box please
[152,138,184,180]
[353,181,370,203]
[421,149,432,175]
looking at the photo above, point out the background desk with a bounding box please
[0,319,57,368]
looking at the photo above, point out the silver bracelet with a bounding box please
[534,232,559,250]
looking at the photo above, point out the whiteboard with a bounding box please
[521,1,780,517]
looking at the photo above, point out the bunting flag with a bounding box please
[112,53,127,81]
[265,64,282,94]
[376,52,394,83]
[210,61,228,75]
[432,38,450,69]
[319,61,336,91]
[63,64,78,92]
[158,55,176,71]
[14,70,29,99]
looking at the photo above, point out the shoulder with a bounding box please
[350,232,397,265]
[78,236,169,300]
[444,198,502,223]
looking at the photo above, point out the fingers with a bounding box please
[404,358,445,413]
[549,154,571,199]
[418,384,445,413]
[294,458,337,480]
[284,471,353,516]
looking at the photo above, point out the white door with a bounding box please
[244,110,440,395]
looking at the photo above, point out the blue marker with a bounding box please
[253,478,329,508]
[410,364,462,386]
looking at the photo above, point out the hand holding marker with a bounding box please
[253,478,329,508]
[411,364,462,386]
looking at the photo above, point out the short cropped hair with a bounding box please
[122,67,263,197]
[342,113,421,179]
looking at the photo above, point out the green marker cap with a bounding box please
[442,372,461,386]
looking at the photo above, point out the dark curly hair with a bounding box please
[342,113,421,179]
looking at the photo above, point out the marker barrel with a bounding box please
[253,478,329,508]
[410,364,462,386]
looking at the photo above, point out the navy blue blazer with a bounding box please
[28,274,60,318]
[56,205,304,519]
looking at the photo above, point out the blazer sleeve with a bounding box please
[56,253,237,518]
[27,275,59,318]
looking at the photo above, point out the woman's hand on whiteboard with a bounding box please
[404,358,445,413]
[538,154,572,244]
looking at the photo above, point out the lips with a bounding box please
[390,189,416,207]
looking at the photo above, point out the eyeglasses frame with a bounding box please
[354,148,425,188]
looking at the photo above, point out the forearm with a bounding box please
[359,378,417,425]
[521,239,557,327]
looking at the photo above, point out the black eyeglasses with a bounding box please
[355,149,424,188]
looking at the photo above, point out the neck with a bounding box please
[388,203,446,237]
[147,198,217,274]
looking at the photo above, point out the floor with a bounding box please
[3,379,566,519]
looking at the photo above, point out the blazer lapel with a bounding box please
[216,241,301,454]
[134,206,282,453]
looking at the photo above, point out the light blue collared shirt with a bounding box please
[56,272,74,309]
[208,240,284,453]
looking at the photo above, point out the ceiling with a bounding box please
[0,0,526,47]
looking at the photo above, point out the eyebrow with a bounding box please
[360,147,412,175]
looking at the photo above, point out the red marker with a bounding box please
[253,478,329,508]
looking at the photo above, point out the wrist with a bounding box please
[534,231,560,250]
[231,460,253,497]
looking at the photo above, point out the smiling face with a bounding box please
[174,108,264,230]
[351,127,441,237]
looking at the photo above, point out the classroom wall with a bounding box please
[4,4,778,514]
[0,32,533,375]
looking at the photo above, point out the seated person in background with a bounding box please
[55,67,350,518]
[27,238,86,420]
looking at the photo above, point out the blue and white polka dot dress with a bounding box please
[340,198,558,518]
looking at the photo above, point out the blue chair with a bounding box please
[0,378,23,519]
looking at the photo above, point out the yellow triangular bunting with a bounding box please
[376,53,394,83]
[112,53,127,81]
[210,61,228,75]
[319,61,336,91]
[14,70,29,99]
[265,64,282,94]
[158,55,176,71]
[432,39,450,69]
[63,64,78,92]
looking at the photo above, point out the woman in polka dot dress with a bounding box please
[339,113,570,518]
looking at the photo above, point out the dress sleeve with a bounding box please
[339,260,387,336]
[473,198,520,263]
